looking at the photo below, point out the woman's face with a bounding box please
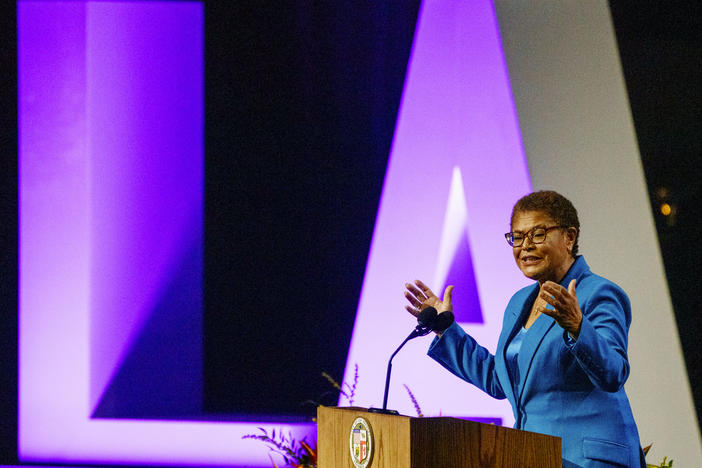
[511,210,576,284]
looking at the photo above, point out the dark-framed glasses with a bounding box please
[504,225,565,247]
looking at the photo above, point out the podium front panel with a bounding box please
[317,406,560,468]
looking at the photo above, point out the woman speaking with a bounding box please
[404,191,645,468]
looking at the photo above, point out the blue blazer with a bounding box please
[428,256,643,467]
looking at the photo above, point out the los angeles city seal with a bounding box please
[348,417,373,468]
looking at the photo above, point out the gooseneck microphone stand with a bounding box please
[369,307,437,415]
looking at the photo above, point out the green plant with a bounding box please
[643,443,673,468]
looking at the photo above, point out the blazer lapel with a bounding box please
[507,285,539,341]
[516,313,556,405]
[503,257,590,409]
[498,284,540,406]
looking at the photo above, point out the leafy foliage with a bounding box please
[643,443,673,468]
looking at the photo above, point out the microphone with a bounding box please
[432,310,455,333]
[409,306,438,338]
[369,307,453,415]
[410,307,455,336]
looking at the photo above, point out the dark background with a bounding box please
[2,1,701,464]
[609,0,702,430]
[203,2,420,418]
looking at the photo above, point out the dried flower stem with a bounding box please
[322,363,358,405]
[404,384,423,418]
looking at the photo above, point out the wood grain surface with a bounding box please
[317,406,561,468]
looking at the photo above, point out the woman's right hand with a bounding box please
[404,280,454,318]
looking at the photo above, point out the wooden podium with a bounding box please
[317,406,561,468]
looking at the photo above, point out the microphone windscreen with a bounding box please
[432,311,455,332]
[417,307,438,327]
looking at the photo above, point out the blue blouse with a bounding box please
[505,327,527,400]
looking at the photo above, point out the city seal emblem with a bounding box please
[349,416,373,468]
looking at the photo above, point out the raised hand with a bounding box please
[538,279,582,338]
[404,280,454,318]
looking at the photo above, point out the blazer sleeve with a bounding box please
[564,281,631,392]
[427,321,507,400]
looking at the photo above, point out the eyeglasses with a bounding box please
[504,225,565,247]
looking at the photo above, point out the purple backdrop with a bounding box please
[19,0,532,465]
[19,1,313,466]
[342,0,532,424]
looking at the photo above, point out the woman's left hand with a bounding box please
[539,279,582,339]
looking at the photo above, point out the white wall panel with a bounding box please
[494,1,701,464]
